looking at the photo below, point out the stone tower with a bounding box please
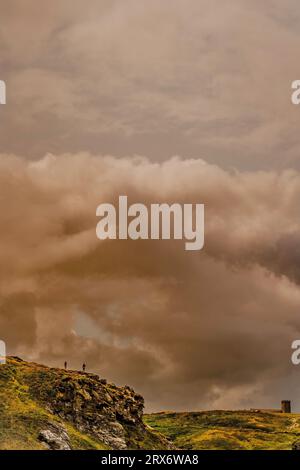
[281,400,291,413]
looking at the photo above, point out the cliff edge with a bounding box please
[0,357,172,450]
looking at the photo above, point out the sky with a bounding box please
[1,0,300,412]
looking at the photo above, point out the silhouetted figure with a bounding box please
[64,361,67,370]
[82,363,86,372]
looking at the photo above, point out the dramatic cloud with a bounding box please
[1,153,300,411]
[1,0,300,169]
[1,0,300,412]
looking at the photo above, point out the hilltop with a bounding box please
[0,357,172,450]
[2,357,300,451]
[144,410,300,450]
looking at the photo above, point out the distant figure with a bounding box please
[64,361,67,370]
[82,363,86,372]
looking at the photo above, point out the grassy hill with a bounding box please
[2,357,299,450]
[0,357,171,450]
[144,411,300,450]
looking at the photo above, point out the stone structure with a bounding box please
[281,400,291,413]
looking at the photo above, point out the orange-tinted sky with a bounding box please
[1,0,300,169]
[1,1,300,411]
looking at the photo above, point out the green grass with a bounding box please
[144,410,300,450]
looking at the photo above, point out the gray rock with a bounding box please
[292,440,300,450]
[38,423,71,450]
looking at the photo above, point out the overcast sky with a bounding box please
[1,1,300,412]
[1,0,300,169]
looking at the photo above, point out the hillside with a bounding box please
[2,357,300,451]
[144,411,300,450]
[0,357,172,450]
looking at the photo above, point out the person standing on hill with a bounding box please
[82,363,86,372]
[64,361,67,370]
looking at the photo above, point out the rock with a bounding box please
[89,420,127,450]
[38,423,71,450]
[292,440,300,450]
[37,372,146,450]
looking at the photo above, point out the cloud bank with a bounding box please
[1,0,300,169]
[1,153,300,410]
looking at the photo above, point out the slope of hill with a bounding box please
[144,411,300,450]
[3,357,299,451]
[0,357,171,450]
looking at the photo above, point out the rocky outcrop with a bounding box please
[0,356,171,450]
[0,357,173,450]
[37,372,145,449]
